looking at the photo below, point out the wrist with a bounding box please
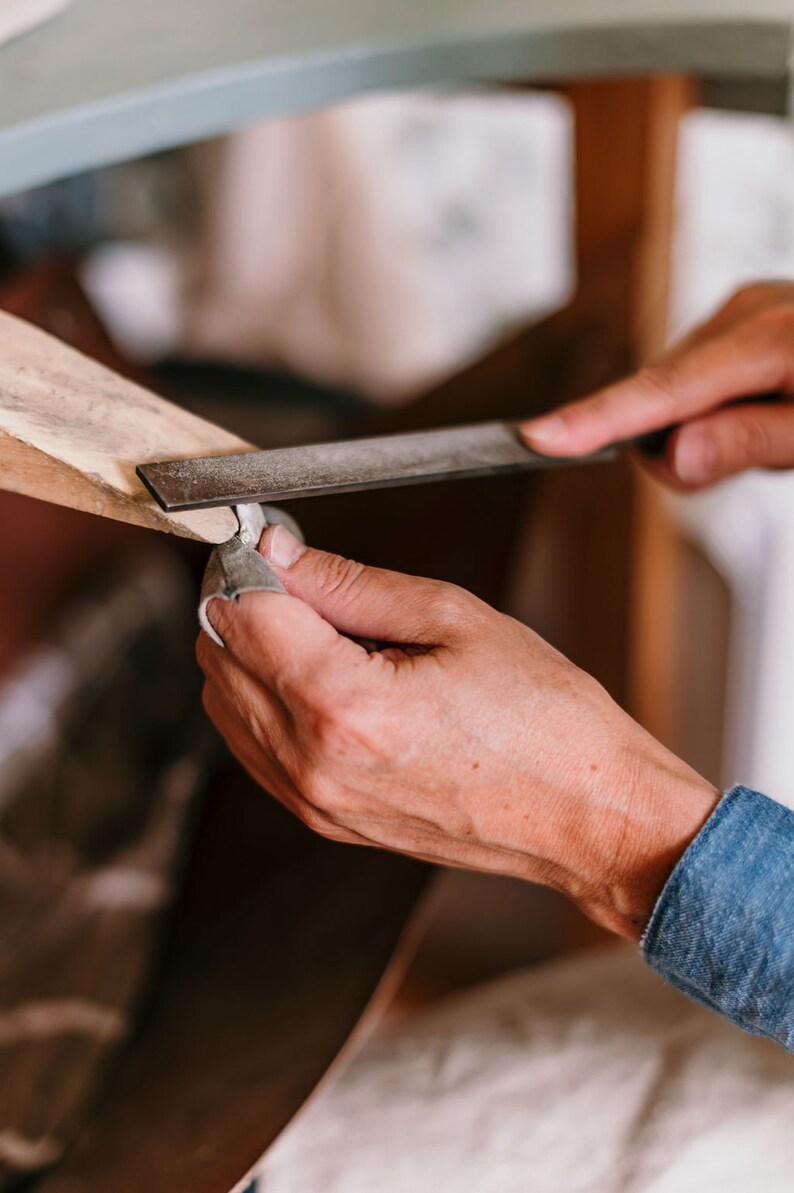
[571,754,720,940]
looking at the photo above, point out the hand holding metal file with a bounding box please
[137,420,617,512]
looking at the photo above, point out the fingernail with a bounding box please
[522,414,568,451]
[262,524,306,569]
[674,429,716,484]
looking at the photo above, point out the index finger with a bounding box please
[520,332,787,457]
[202,589,367,695]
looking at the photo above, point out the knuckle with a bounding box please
[278,659,333,709]
[635,363,682,411]
[725,282,770,313]
[293,685,392,777]
[725,285,794,342]
[429,582,482,634]
[734,413,773,463]
[297,800,351,842]
[296,680,348,737]
[297,763,338,814]
[314,553,367,601]
[296,798,334,834]
[308,703,346,752]
[308,692,380,756]
[340,700,390,757]
[749,304,794,345]
[580,391,613,421]
[289,694,339,760]
[195,632,214,674]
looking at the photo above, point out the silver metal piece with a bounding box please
[198,504,304,648]
[137,421,616,512]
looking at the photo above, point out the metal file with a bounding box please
[137,420,616,512]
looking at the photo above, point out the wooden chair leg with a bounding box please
[516,77,697,709]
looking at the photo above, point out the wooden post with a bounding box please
[627,80,700,750]
[546,76,696,713]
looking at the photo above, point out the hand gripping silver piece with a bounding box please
[198,503,303,648]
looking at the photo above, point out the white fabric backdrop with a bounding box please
[250,947,793,1193]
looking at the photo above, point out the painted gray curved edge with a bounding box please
[0,19,790,201]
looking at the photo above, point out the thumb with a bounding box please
[260,523,474,644]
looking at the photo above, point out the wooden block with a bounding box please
[0,311,251,543]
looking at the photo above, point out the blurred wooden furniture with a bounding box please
[1,4,790,1189]
[33,764,427,1193]
[0,266,431,1193]
[0,551,209,1193]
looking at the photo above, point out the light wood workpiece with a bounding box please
[0,310,249,542]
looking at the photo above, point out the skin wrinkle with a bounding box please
[194,279,794,942]
[228,625,643,911]
[207,628,699,933]
[206,639,598,889]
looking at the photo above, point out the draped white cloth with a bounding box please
[257,947,793,1193]
[185,93,573,401]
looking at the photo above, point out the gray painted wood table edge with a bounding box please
[0,17,791,200]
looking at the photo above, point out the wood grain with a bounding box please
[0,311,251,543]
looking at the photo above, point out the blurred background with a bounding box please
[0,76,792,1189]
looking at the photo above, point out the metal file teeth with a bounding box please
[136,421,616,512]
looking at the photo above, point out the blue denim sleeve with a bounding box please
[641,785,794,1051]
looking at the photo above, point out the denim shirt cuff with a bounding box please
[641,784,794,1051]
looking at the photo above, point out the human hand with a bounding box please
[198,526,717,939]
[521,282,794,489]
